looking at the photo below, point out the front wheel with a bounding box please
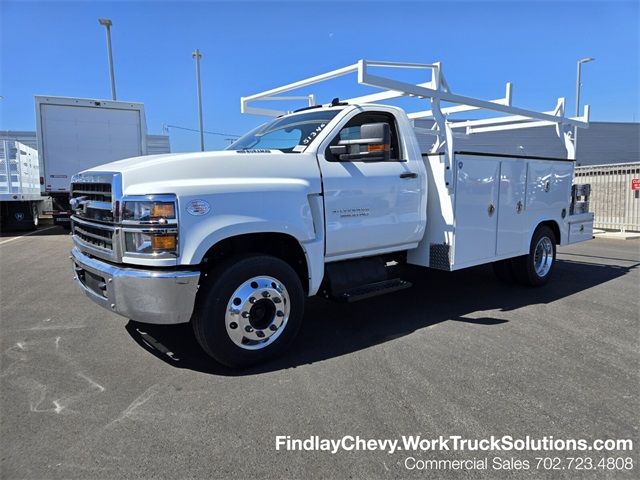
[192,254,304,367]
[512,225,557,286]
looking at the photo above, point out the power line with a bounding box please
[163,124,240,138]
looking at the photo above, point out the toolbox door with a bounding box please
[453,155,500,266]
[496,159,528,256]
[567,212,594,244]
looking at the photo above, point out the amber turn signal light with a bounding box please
[150,203,176,219]
[368,143,390,152]
[151,234,177,251]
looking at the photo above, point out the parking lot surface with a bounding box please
[1,228,638,479]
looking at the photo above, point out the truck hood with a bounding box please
[81,149,322,196]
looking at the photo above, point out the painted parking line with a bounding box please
[0,226,58,246]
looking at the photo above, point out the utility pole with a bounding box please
[192,48,205,152]
[98,18,117,100]
[574,57,595,154]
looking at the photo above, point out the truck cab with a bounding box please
[224,103,427,263]
[70,60,593,367]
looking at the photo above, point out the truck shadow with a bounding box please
[125,257,638,376]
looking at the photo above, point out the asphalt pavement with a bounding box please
[1,227,638,479]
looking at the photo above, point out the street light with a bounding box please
[98,18,117,100]
[574,57,594,154]
[192,48,205,152]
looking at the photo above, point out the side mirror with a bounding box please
[332,122,391,161]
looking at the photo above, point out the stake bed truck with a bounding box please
[0,140,42,231]
[70,61,593,367]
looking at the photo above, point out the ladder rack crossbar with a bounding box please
[241,59,590,131]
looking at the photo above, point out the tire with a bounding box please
[492,259,516,283]
[512,225,557,286]
[192,254,305,368]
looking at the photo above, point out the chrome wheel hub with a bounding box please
[225,275,290,350]
[533,236,553,277]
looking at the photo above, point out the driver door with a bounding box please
[318,110,423,260]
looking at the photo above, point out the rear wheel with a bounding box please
[192,254,304,367]
[512,225,557,286]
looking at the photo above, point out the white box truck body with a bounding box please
[35,96,148,226]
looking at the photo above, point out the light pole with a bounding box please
[192,49,205,152]
[98,18,117,100]
[574,57,594,153]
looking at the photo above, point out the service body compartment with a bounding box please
[496,159,527,256]
[452,155,500,266]
[567,212,594,244]
[525,161,573,213]
[435,153,580,270]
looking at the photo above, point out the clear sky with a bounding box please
[1,0,638,152]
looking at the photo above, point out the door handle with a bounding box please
[400,172,418,179]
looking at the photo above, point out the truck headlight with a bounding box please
[121,195,179,257]
[124,230,178,254]
[122,198,176,222]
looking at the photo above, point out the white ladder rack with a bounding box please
[241,59,590,166]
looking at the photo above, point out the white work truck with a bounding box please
[69,60,593,367]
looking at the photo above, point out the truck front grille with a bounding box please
[73,221,114,251]
[70,182,112,202]
[70,173,120,262]
[70,180,115,222]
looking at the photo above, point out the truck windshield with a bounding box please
[227,109,341,153]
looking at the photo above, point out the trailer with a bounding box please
[35,96,149,227]
[0,140,42,231]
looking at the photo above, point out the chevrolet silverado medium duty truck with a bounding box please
[69,60,593,367]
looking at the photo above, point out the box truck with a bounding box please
[35,96,149,227]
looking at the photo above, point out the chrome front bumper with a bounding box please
[70,247,200,325]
